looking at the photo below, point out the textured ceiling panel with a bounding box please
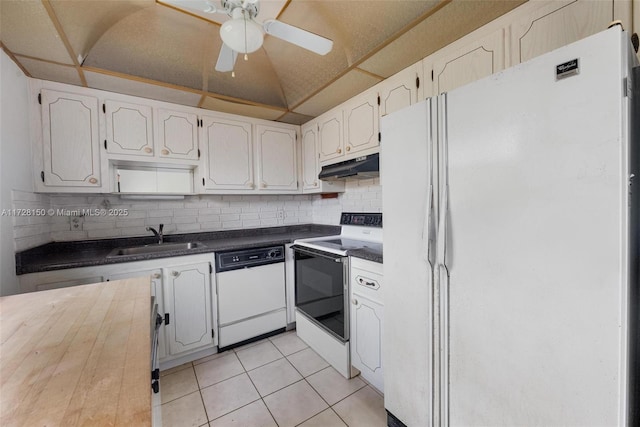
[359,0,526,78]
[0,0,73,64]
[201,96,285,121]
[16,56,82,86]
[293,70,381,117]
[50,0,154,62]
[83,5,214,91]
[266,0,439,109]
[207,47,287,107]
[276,112,314,126]
[84,70,202,106]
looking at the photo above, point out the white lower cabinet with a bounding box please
[107,269,167,360]
[350,258,384,392]
[164,262,214,355]
[19,254,217,363]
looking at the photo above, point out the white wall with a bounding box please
[0,50,45,295]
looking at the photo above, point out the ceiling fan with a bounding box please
[165,0,333,75]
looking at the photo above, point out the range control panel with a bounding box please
[340,212,383,227]
[216,245,284,272]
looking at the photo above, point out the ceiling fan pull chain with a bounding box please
[243,10,249,61]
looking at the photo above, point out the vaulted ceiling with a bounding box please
[0,0,526,124]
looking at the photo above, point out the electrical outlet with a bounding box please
[69,215,83,231]
[277,209,284,220]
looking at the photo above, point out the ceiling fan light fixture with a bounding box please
[220,17,263,54]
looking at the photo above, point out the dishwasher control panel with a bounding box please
[216,245,285,272]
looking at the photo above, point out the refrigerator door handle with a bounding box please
[423,185,433,264]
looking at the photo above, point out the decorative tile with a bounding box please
[306,367,366,405]
[209,400,277,427]
[298,408,347,427]
[247,358,302,396]
[161,391,208,427]
[161,366,199,404]
[235,340,283,371]
[201,373,260,421]
[195,352,245,388]
[332,386,386,427]
[263,380,328,427]
[270,332,308,356]
[286,347,330,377]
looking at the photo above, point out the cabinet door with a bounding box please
[351,293,384,392]
[40,89,101,188]
[511,0,616,66]
[379,62,422,117]
[104,100,154,157]
[301,122,320,191]
[201,116,254,190]
[107,269,166,360]
[164,262,213,355]
[343,91,379,156]
[318,110,344,164]
[432,29,505,94]
[157,108,199,160]
[255,125,298,191]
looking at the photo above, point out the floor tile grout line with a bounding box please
[198,370,246,392]
[231,362,280,427]
[191,363,213,426]
[207,396,263,424]
[158,365,201,406]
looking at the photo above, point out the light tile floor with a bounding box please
[160,330,386,427]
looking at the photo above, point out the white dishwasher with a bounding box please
[215,245,287,350]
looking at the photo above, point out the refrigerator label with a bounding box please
[556,59,579,80]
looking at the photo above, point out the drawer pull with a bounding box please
[144,147,153,154]
[356,275,379,290]
[161,149,169,155]
[89,177,98,184]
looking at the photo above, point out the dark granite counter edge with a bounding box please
[16,224,342,275]
[347,248,383,264]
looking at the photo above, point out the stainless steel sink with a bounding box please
[107,242,206,257]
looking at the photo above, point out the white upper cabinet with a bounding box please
[300,120,345,194]
[255,124,298,191]
[40,89,102,190]
[104,100,154,157]
[510,0,622,66]
[378,61,425,117]
[318,109,344,164]
[156,108,199,161]
[343,90,379,157]
[432,28,505,95]
[201,115,254,191]
[301,122,319,191]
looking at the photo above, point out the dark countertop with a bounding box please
[16,224,342,275]
[347,247,383,264]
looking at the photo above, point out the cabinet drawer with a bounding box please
[350,260,383,304]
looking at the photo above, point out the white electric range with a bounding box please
[291,212,382,379]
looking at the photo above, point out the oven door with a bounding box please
[292,245,349,342]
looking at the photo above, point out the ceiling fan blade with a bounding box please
[215,43,238,72]
[263,19,333,55]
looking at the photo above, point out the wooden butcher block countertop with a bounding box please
[0,278,151,426]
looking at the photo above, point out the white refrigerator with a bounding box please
[381,27,639,427]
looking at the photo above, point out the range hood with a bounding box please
[318,153,379,181]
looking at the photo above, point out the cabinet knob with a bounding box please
[171,271,180,277]
[261,182,267,188]
[153,273,161,279]
[248,183,255,189]
[314,181,318,186]
[89,177,98,184]
[144,147,153,154]
[337,148,342,154]
[352,298,358,306]
[161,149,169,155]
[346,146,351,152]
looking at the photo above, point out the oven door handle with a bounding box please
[291,244,345,262]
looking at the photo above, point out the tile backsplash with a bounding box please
[11,178,381,250]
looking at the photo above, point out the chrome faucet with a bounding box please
[146,224,164,244]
